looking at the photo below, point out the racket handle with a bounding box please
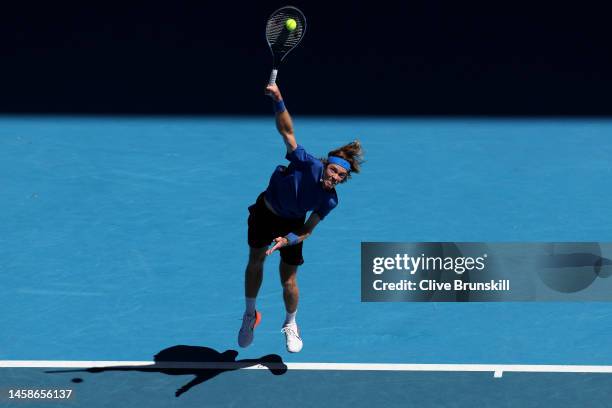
[268,69,278,85]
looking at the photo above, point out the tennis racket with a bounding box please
[265,6,307,85]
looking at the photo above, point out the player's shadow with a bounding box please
[540,253,612,277]
[46,345,287,397]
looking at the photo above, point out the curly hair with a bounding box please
[321,140,364,183]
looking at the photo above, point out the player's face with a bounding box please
[322,163,348,190]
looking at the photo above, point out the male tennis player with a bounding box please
[238,83,363,353]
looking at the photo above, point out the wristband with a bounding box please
[274,99,286,114]
[285,232,299,246]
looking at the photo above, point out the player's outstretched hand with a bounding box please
[265,84,282,102]
[266,236,288,255]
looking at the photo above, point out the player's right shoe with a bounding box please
[238,310,262,348]
[281,322,303,353]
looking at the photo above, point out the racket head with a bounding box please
[265,6,307,67]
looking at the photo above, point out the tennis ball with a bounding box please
[285,18,297,31]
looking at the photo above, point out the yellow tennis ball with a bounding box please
[285,18,297,31]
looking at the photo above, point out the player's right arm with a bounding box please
[265,84,297,153]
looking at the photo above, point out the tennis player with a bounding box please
[238,83,363,353]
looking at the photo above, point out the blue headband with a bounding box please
[328,156,351,172]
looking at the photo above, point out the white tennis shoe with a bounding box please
[238,311,261,348]
[281,322,303,353]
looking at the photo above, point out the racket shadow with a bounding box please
[46,345,288,398]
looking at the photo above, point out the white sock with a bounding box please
[245,297,256,315]
[284,310,297,326]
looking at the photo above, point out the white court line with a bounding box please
[2,361,612,378]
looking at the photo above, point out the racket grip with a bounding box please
[268,69,278,85]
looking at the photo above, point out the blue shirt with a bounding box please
[264,145,338,220]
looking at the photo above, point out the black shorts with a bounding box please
[247,193,306,266]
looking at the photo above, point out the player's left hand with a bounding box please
[266,237,288,255]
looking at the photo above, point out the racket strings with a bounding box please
[266,10,305,53]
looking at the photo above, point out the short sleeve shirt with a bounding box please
[264,145,338,220]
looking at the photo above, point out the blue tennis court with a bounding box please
[2,117,612,406]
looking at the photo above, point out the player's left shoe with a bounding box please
[238,310,262,348]
[281,322,303,353]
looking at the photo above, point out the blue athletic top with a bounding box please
[264,145,338,220]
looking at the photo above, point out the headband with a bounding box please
[327,156,351,172]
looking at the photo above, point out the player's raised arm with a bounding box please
[265,84,297,153]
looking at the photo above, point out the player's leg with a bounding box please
[279,258,303,352]
[238,246,267,348]
[280,259,299,314]
[245,246,268,298]
[239,192,274,348]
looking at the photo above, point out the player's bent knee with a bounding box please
[281,276,298,290]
